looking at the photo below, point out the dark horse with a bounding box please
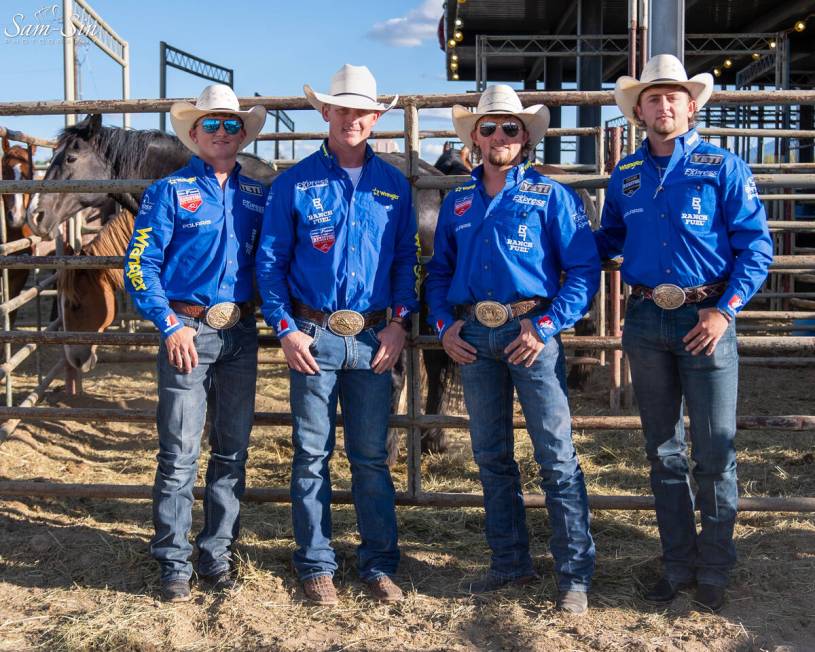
[27,114,278,238]
[1,138,37,326]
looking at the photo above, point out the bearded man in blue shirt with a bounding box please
[256,65,418,606]
[596,55,773,611]
[426,85,600,615]
[125,85,267,602]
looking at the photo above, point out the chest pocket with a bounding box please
[358,194,396,245]
[498,205,542,256]
[676,178,719,234]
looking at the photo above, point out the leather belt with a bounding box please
[456,297,551,328]
[631,281,727,310]
[291,299,387,336]
[170,300,254,326]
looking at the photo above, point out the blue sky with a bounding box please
[0,0,598,163]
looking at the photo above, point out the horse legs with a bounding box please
[385,353,407,467]
[421,348,450,454]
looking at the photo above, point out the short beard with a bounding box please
[486,147,519,167]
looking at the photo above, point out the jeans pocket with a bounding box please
[179,316,204,338]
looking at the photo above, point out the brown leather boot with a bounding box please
[364,575,404,603]
[302,575,338,605]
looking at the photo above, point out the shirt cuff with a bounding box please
[532,313,560,344]
[716,290,744,320]
[433,313,456,340]
[158,310,183,338]
[272,311,298,339]
[392,303,411,320]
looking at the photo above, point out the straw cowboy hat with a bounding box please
[452,84,550,150]
[614,54,714,124]
[304,64,398,113]
[170,84,266,156]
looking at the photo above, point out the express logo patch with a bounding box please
[177,188,202,212]
[622,174,641,197]
[310,226,336,253]
[454,195,473,216]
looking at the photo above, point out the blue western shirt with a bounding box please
[256,141,419,336]
[425,161,601,343]
[124,156,267,337]
[595,128,773,318]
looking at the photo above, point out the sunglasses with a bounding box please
[199,117,244,135]
[478,121,522,138]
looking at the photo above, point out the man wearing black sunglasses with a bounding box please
[125,84,267,602]
[426,84,600,614]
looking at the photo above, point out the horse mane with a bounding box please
[57,121,181,180]
[57,208,134,307]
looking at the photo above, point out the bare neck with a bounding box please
[327,137,367,168]
[200,155,237,188]
[481,157,521,196]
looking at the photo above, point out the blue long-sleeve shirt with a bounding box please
[425,161,601,343]
[595,128,773,318]
[124,156,267,337]
[256,141,419,337]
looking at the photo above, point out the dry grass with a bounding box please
[0,346,813,651]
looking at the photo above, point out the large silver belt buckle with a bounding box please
[327,309,365,336]
[652,284,686,310]
[474,301,510,328]
[205,302,241,329]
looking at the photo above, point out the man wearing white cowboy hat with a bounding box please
[256,64,418,605]
[596,54,772,611]
[125,83,268,602]
[426,84,600,614]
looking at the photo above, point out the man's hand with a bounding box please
[371,322,407,374]
[504,318,545,367]
[441,320,477,364]
[682,307,730,356]
[281,330,320,374]
[165,326,198,374]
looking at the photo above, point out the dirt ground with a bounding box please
[0,340,813,651]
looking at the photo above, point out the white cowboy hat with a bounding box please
[304,64,398,113]
[614,54,714,124]
[452,84,550,150]
[170,84,266,156]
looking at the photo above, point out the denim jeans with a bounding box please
[458,313,595,592]
[289,318,398,582]
[622,295,739,587]
[151,314,258,582]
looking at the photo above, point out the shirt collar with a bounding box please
[471,159,533,192]
[318,139,375,171]
[189,155,242,181]
[641,127,701,163]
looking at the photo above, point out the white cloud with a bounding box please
[421,140,444,163]
[420,107,453,124]
[367,0,444,48]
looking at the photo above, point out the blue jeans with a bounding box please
[289,318,398,582]
[622,295,739,587]
[459,314,595,592]
[151,314,258,582]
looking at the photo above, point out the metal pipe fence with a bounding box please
[0,92,813,512]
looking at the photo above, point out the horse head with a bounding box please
[57,209,133,371]
[2,137,36,229]
[27,114,115,237]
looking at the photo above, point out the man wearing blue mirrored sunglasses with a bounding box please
[125,84,268,603]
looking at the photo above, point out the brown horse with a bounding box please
[1,138,37,326]
[57,208,133,371]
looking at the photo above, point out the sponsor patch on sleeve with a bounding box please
[537,315,555,332]
[744,177,759,201]
[728,294,743,311]
[177,188,202,212]
[395,304,410,319]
